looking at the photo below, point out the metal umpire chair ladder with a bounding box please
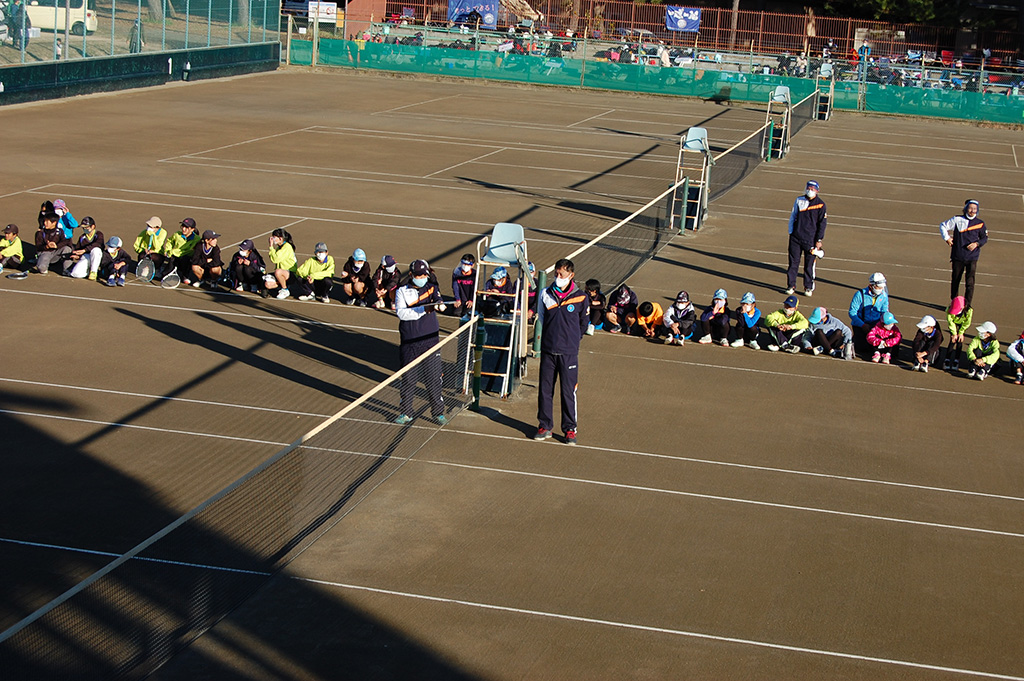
[764,85,791,159]
[462,222,533,398]
[674,126,711,231]
[816,62,835,120]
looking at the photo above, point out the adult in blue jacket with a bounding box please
[939,199,988,307]
[849,272,889,354]
[535,258,589,446]
[786,180,827,296]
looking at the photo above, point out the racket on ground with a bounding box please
[160,272,181,289]
[135,257,156,282]
[5,271,29,280]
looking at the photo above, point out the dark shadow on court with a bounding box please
[0,393,483,681]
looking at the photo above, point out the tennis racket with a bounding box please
[160,271,181,289]
[5,271,29,280]
[136,257,156,282]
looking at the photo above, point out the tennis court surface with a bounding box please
[1,69,1023,680]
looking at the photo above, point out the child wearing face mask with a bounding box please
[133,216,168,273]
[395,259,448,426]
[372,254,402,310]
[339,248,372,306]
[663,290,696,345]
[605,284,638,334]
[584,279,606,336]
[730,292,762,349]
[99,236,132,287]
[849,272,890,356]
[452,253,476,321]
[482,266,515,317]
[699,288,732,346]
[52,199,80,240]
[228,239,266,294]
[265,228,297,300]
[866,311,902,364]
[189,230,224,289]
[65,217,105,280]
[297,242,336,303]
[786,180,827,297]
[164,218,201,283]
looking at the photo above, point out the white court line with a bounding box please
[2,534,1016,679]
[442,427,1024,504]
[0,408,291,447]
[303,580,1024,681]
[376,94,461,114]
[420,458,1024,539]
[0,377,333,418]
[758,168,1024,197]
[158,127,313,163]
[424,148,506,178]
[0,183,55,201]
[798,132,1014,158]
[567,109,617,127]
[3,535,1017,680]
[1013,144,1020,168]
[586,349,1023,403]
[0,288,401,334]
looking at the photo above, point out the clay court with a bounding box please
[1,68,1023,680]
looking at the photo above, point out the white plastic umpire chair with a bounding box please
[764,85,792,159]
[674,126,711,231]
[461,222,533,398]
[816,63,835,121]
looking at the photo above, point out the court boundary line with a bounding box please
[304,579,1024,681]
[3,535,1016,680]
[1012,144,1020,168]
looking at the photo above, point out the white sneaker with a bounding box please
[912,363,921,371]
[374,300,385,309]
[803,289,813,297]
[967,367,977,378]
[978,371,987,381]
[276,289,291,300]
[235,284,244,292]
[784,287,795,295]
[586,323,595,336]
[785,344,800,354]
[767,344,780,352]
[719,338,729,347]
[298,294,315,301]
[678,336,685,346]
[921,363,929,373]
[318,296,331,303]
[698,334,712,344]
[730,338,744,347]
[871,351,881,363]
[191,280,201,288]
[812,346,823,356]
[748,340,760,351]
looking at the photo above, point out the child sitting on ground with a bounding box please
[943,296,972,371]
[807,307,853,359]
[765,295,809,353]
[371,255,402,310]
[635,301,664,340]
[264,228,297,300]
[228,239,266,293]
[64,217,104,280]
[0,224,24,274]
[663,291,696,345]
[866,312,902,364]
[189,230,223,289]
[100,237,131,287]
[911,315,944,373]
[1006,331,1024,385]
[584,279,606,335]
[338,248,371,305]
[163,218,201,281]
[605,284,638,334]
[730,292,762,349]
[699,289,732,346]
[297,242,335,303]
[966,321,999,381]
[134,216,168,273]
[451,254,476,321]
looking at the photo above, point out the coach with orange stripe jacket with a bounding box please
[940,199,988,308]
[786,180,827,297]
[535,258,589,446]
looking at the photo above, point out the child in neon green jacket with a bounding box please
[943,296,973,371]
[966,321,999,381]
[296,242,335,303]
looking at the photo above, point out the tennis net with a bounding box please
[0,318,479,681]
[707,123,770,203]
[790,91,817,138]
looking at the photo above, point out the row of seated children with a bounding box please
[450,254,536,322]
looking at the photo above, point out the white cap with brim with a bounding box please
[917,315,937,330]
[976,321,997,336]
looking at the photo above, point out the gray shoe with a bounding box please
[785,344,800,354]
[843,344,854,361]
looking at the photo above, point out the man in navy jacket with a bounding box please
[535,258,589,446]
[939,199,988,307]
[786,180,827,297]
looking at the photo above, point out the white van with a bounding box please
[25,0,98,35]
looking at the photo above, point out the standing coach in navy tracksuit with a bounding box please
[535,258,589,446]
[786,179,827,297]
[394,259,449,426]
[939,199,988,308]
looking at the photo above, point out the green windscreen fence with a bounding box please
[289,39,1024,125]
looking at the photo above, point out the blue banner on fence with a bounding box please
[666,7,701,32]
[448,0,498,30]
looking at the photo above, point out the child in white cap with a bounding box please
[1006,331,1024,385]
[911,315,943,372]
[966,321,999,380]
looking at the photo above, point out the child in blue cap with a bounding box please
[730,291,762,349]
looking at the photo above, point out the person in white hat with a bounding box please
[848,272,889,356]
[966,321,999,380]
[911,315,944,372]
[939,198,988,307]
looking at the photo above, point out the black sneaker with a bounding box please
[534,427,552,441]
[564,430,577,445]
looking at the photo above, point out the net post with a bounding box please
[531,270,547,355]
[679,176,689,234]
[471,325,485,411]
[765,119,773,162]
